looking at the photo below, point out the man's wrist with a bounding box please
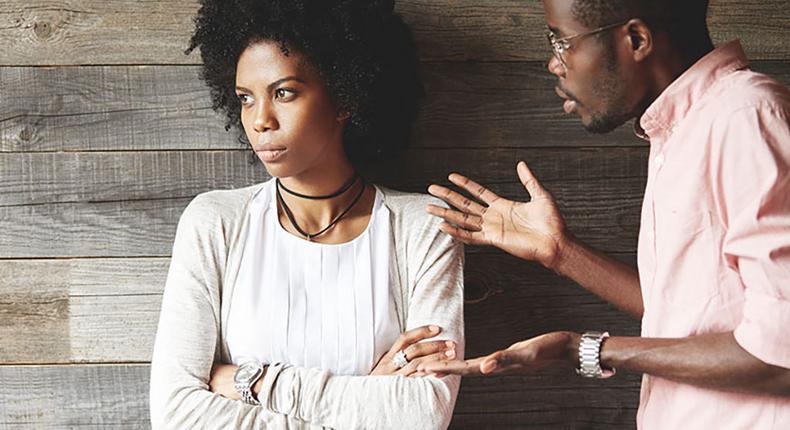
[566,331,582,365]
[550,234,579,275]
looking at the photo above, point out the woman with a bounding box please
[148,0,465,429]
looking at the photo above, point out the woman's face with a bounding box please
[235,40,348,179]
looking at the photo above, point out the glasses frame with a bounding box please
[546,20,630,69]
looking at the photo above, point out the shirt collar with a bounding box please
[638,40,750,142]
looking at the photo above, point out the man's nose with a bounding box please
[547,54,565,77]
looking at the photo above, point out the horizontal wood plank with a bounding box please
[0,364,151,429]
[0,0,787,65]
[0,148,647,257]
[3,61,788,152]
[0,147,648,206]
[0,363,639,429]
[0,253,639,363]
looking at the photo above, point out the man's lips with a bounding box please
[555,86,579,114]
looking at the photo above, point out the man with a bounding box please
[421,0,790,428]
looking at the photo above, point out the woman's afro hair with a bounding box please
[187,0,424,164]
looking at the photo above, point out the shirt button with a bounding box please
[654,154,665,169]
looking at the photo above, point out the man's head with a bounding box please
[543,0,712,133]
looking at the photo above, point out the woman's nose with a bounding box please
[253,102,277,133]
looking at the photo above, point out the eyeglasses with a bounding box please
[546,21,629,69]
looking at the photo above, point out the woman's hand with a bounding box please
[209,363,242,400]
[427,161,569,270]
[370,325,457,377]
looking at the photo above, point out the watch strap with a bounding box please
[234,362,264,405]
[576,331,616,379]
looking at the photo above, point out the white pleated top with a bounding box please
[226,180,400,376]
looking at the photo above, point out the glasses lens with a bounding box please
[546,32,566,68]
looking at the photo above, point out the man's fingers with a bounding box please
[427,184,487,215]
[437,222,487,246]
[418,357,486,376]
[516,161,546,198]
[426,204,482,231]
[447,173,502,206]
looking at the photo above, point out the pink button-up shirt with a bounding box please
[636,40,790,429]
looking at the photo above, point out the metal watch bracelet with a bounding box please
[577,331,616,379]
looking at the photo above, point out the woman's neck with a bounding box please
[276,163,367,232]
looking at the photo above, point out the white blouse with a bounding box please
[226,179,400,376]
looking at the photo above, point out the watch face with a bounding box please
[234,362,262,384]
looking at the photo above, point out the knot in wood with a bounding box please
[18,126,34,143]
[33,20,54,40]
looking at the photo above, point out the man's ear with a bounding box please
[337,110,351,122]
[625,18,653,62]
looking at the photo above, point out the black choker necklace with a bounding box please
[276,178,367,241]
[277,174,359,200]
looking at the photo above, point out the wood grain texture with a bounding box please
[0,253,638,364]
[0,0,788,65]
[0,147,647,257]
[0,363,640,429]
[3,61,788,153]
[0,364,151,429]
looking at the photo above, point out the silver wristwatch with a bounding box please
[576,331,615,379]
[234,361,264,405]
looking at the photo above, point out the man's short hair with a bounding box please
[572,0,710,47]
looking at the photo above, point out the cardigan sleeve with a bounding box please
[254,206,465,430]
[149,194,291,429]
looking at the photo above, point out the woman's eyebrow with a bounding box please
[235,76,306,94]
[266,76,306,93]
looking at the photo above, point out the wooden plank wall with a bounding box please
[1,1,788,428]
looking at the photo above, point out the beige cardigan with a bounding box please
[149,181,465,429]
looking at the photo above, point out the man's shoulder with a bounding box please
[710,68,790,115]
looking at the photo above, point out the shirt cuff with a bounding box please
[734,289,790,369]
[256,362,288,413]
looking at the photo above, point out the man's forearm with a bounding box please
[601,332,790,396]
[553,237,643,318]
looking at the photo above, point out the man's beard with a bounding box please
[584,45,633,134]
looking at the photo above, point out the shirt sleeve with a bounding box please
[714,103,790,369]
[256,211,465,429]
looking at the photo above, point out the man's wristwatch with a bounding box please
[234,361,264,405]
[576,331,616,379]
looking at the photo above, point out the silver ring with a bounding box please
[392,349,409,369]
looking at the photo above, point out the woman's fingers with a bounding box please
[390,325,442,353]
[427,184,487,215]
[400,349,457,377]
[426,204,482,231]
[447,173,503,206]
[404,340,456,361]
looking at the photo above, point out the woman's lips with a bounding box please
[256,143,287,162]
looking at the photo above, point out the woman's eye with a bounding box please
[237,94,252,105]
[274,88,296,101]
